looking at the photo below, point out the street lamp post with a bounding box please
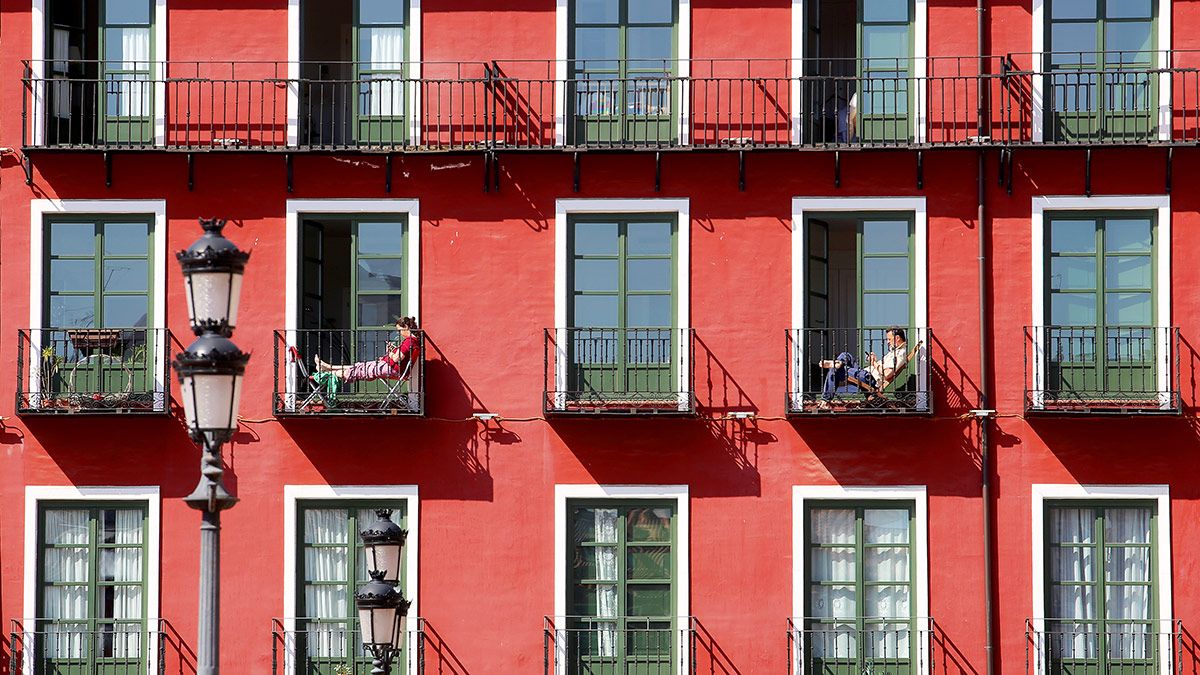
[174,218,250,675]
[357,510,411,674]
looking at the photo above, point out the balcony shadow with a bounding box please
[161,620,198,675]
[691,619,743,675]
[929,619,981,675]
[420,620,473,675]
[280,336,493,502]
[693,334,756,416]
[1180,624,1199,675]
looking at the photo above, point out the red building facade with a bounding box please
[1,1,1197,674]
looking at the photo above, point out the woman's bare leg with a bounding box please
[314,355,354,377]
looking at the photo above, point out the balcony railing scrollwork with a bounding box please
[1025,619,1181,675]
[271,617,425,675]
[787,327,931,416]
[9,618,168,675]
[543,615,696,675]
[787,618,933,675]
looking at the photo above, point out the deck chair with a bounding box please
[847,340,923,407]
[375,350,418,412]
[288,345,334,411]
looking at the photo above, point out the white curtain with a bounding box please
[43,510,89,659]
[106,27,151,118]
[592,508,618,658]
[363,28,405,117]
[1105,508,1152,659]
[304,509,350,658]
[810,510,857,659]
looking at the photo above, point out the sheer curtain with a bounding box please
[363,28,405,117]
[304,509,350,658]
[593,508,619,658]
[43,509,89,659]
[1049,508,1097,659]
[810,509,857,659]
[107,510,144,658]
[864,509,910,659]
[1105,507,1152,660]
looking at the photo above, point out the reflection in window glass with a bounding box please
[359,0,406,24]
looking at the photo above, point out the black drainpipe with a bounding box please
[977,1,996,674]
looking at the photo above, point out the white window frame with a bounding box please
[553,484,690,675]
[28,199,169,411]
[790,0,929,144]
[23,485,162,675]
[790,485,930,675]
[554,0,692,146]
[789,196,929,411]
[1029,195,1171,409]
[30,0,169,147]
[1029,484,1174,675]
[553,198,691,411]
[282,484,420,675]
[287,0,424,147]
[1031,0,1172,143]
[283,198,422,410]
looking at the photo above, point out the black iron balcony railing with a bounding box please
[1024,325,1179,414]
[544,616,696,675]
[271,618,425,675]
[16,328,172,415]
[273,329,425,417]
[787,618,933,675]
[544,327,696,416]
[1025,619,1181,675]
[10,618,167,675]
[787,327,931,415]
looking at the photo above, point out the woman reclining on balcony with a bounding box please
[314,316,419,383]
[817,326,908,410]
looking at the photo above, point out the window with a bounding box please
[569,0,678,144]
[1044,212,1156,401]
[37,503,148,674]
[1044,503,1157,674]
[804,504,916,675]
[568,215,677,403]
[1045,0,1156,141]
[298,502,410,674]
[568,501,676,673]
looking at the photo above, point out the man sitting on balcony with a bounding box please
[313,316,420,384]
[817,326,908,410]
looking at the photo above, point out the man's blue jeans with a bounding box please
[823,352,877,401]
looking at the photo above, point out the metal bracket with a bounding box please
[1005,148,1014,195]
[104,151,113,188]
[738,150,746,192]
[1084,148,1092,197]
[916,150,924,190]
[385,153,393,194]
[492,151,501,193]
[187,153,195,192]
[22,153,33,185]
[998,148,1007,187]
[573,152,581,193]
[1166,147,1173,194]
[482,152,491,193]
[834,150,841,188]
[285,153,294,193]
[654,151,662,192]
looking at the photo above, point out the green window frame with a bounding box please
[353,0,411,144]
[1043,501,1158,675]
[297,501,410,675]
[568,500,677,675]
[99,0,155,144]
[568,214,678,400]
[1045,211,1156,399]
[1045,0,1157,142]
[804,502,917,675]
[36,502,149,675]
[856,0,916,143]
[568,0,679,144]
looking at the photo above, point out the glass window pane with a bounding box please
[864,0,909,22]
[574,295,619,327]
[358,294,403,327]
[50,296,96,327]
[51,259,95,293]
[1106,586,1150,620]
[1105,22,1152,58]
[1051,22,1099,56]
[864,548,910,582]
[1105,292,1151,325]
[1051,546,1095,582]
[574,0,619,23]
[630,0,673,23]
[359,0,406,24]
[574,507,619,543]
[104,28,150,68]
[1050,508,1095,544]
[44,510,90,544]
[99,548,142,583]
[304,584,348,618]
[626,27,674,62]
[1050,292,1097,325]
[1051,585,1097,619]
[627,258,672,292]
[862,26,910,61]
[864,585,910,619]
[627,546,670,579]
[575,546,619,581]
[304,509,349,543]
[1107,0,1152,19]
[357,222,404,255]
[628,221,673,255]
[574,27,620,62]
[863,258,909,291]
[50,222,96,257]
[1051,220,1097,253]
[811,585,857,619]
[626,294,672,327]
[865,509,910,543]
[358,258,404,291]
[44,548,90,583]
[1106,547,1150,582]
[305,547,348,581]
[810,260,828,295]
[1051,257,1096,290]
[862,220,909,254]
[102,295,147,327]
[1104,508,1151,543]
[863,293,909,327]
[106,0,150,24]
[1051,0,1098,19]
[575,259,619,292]
[809,224,828,256]
[102,259,148,292]
[811,509,855,544]
[359,28,406,69]
[1106,256,1151,290]
[811,547,856,582]
[627,585,670,616]
[103,223,149,256]
[628,507,671,541]
[1106,219,1152,252]
[574,222,619,255]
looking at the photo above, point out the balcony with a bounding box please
[543,615,695,675]
[543,328,695,416]
[1024,326,1179,415]
[1025,619,1181,675]
[787,618,933,675]
[16,328,171,415]
[787,328,931,416]
[9,618,167,674]
[273,329,424,417]
[271,618,425,675]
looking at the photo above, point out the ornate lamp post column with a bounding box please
[357,509,411,674]
[173,218,250,675]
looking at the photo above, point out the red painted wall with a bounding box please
[0,2,1196,674]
